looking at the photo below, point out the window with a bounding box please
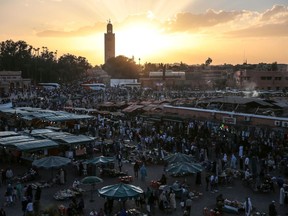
[261,76,273,80]
[274,77,282,80]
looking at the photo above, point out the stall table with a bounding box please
[118,175,133,183]
[54,188,85,200]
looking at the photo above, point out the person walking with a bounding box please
[140,164,147,181]
[77,197,85,214]
[205,174,210,191]
[34,186,41,214]
[15,181,23,201]
[25,185,33,201]
[133,162,139,178]
[21,196,28,216]
[5,184,13,206]
[118,160,123,172]
[230,154,237,169]
[268,200,277,216]
[222,153,228,169]
[244,197,252,216]
[279,187,285,205]
[34,186,42,201]
[210,175,215,192]
[185,196,192,215]
[60,168,65,185]
[5,168,13,184]
[147,191,155,214]
[169,190,176,211]
[244,156,250,171]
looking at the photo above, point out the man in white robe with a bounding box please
[244,197,252,216]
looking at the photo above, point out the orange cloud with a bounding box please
[165,9,243,32]
[226,5,288,37]
[261,5,288,21]
[226,21,288,37]
[35,4,288,39]
[36,22,105,37]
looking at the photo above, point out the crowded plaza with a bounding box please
[0,84,287,216]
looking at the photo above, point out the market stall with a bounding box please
[222,199,244,214]
[41,132,96,159]
[0,138,59,162]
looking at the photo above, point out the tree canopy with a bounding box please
[205,57,212,66]
[0,40,92,83]
[102,55,140,79]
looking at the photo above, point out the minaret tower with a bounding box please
[104,19,115,63]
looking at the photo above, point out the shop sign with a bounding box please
[222,117,236,125]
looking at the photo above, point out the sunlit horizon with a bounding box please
[1,0,287,66]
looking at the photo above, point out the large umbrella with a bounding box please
[84,156,115,165]
[165,161,203,176]
[97,183,144,201]
[32,156,71,178]
[81,176,103,202]
[32,156,71,169]
[164,153,195,164]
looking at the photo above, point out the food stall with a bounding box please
[222,199,244,214]
[0,137,59,162]
[43,132,95,159]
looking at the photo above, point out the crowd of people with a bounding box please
[0,84,288,215]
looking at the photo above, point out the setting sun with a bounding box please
[116,22,204,63]
[117,23,168,60]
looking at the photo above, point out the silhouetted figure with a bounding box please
[25,185,33,201]
[79,162,84,176]
[268,201,277,216]
[158,174,167,185]
[133,162,139,178]
[21,196,28,216]
[196,172,202,185]
[34,186,42,201]
[77,197,85,214]
[0,208,6,216]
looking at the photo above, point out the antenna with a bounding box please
[243,48,247,64]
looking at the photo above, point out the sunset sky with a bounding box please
[1,0,287,66]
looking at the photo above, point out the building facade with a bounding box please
[236,69,288,91]
[139,69,231,90]
[140,70,186,89]
[0,71,31,95]
[104,20,115,63]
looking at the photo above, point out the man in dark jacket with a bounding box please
[268,200,277,216]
